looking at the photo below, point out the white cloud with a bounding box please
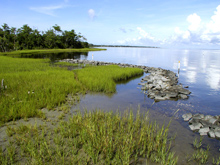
[88,9,95,21]
[116,27,160,46]
[187,13,201,31]
[207,5,220,33]
[116,5,220,48]
[30,5,66,16]
[170,5,220,47]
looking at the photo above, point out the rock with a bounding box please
[215,131,220,139]
[179,94,188,99]
[154,95,166,101]
[193,114,204,120]
[189,123,203,131]
[199,127,210,136]
[199,120,211,127]
[204,115,213,120]
[208,117,218,124]
[183,113,220,140]
[182,113,192,121]
[178,88,191,95]
[208,130,215,138]
[189,118,200,125]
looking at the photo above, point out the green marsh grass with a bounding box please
[0,56,83,123]
[2,109,178,164]
[74,65,143,93]
[0,56,143,124]
[188,137,210,164]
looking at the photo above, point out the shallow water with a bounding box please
[67,47,220,163]
[69,47,220,115]
[22,47,220,163]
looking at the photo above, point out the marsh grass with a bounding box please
[1,109,178,164]
[74,65,143,93]
[0,55,143,124]
[188,137,210,164]
[0,56,84,124]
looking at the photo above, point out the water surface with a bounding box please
[70,47,220,116]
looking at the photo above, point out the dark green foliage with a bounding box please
[0,23,89,52]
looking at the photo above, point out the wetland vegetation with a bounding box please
[0,52,181,164]
[0,54,142,124]
[1,50,219,164]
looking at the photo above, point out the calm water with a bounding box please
[70,47,220,117]
[31,47,220,162]
[68,47,220,161]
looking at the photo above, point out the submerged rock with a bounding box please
[189,123,203,131]
[183,113,220,139]
[182,113,192,121]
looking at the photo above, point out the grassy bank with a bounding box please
[75,65,143,93]
[0,56,142,124]
[1,110,178,164]
[0,55,179,164]
[0,48,106,56]
[0,56,84,123]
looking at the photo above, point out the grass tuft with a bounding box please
[1,109,177,164]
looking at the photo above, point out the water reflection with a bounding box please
[87,47,220,114]
[20,52,88,62]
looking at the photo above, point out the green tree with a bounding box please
[44,29,56,48]
[0,23,89,52]
[10,27,17,50]
[17,24,34,49]
[0,23,10,52]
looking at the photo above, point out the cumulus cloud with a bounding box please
[187,13,201,31]
[171,5,220,47]
[208,5,220,33]
[88,9,96,21]
[117,27,160,46]
[116,5,220,48]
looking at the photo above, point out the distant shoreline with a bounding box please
[92,45,160,48]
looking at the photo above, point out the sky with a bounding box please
[0,0,220,49]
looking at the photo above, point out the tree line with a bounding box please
[0,23,89,52]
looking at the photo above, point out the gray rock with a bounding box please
[204,115,213,120]
[189,123,203,131]
[215,131,220,139]
[189,118,200,125]
[208,130,215,138]
[193,114,205,120]
[178,88,191,95]
[199,127,210,136]
[154,95,166,101]
[208,117,218,124]
[179,94,188,99]
[182,113,192,121]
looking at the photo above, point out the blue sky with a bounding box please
[1,0,220,48]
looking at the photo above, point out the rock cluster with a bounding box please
[182,113,220,139]
[59,59,191,101]
[59,59,149,69]
[139,68,191,101]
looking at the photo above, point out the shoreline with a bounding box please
[59,59,191,101]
